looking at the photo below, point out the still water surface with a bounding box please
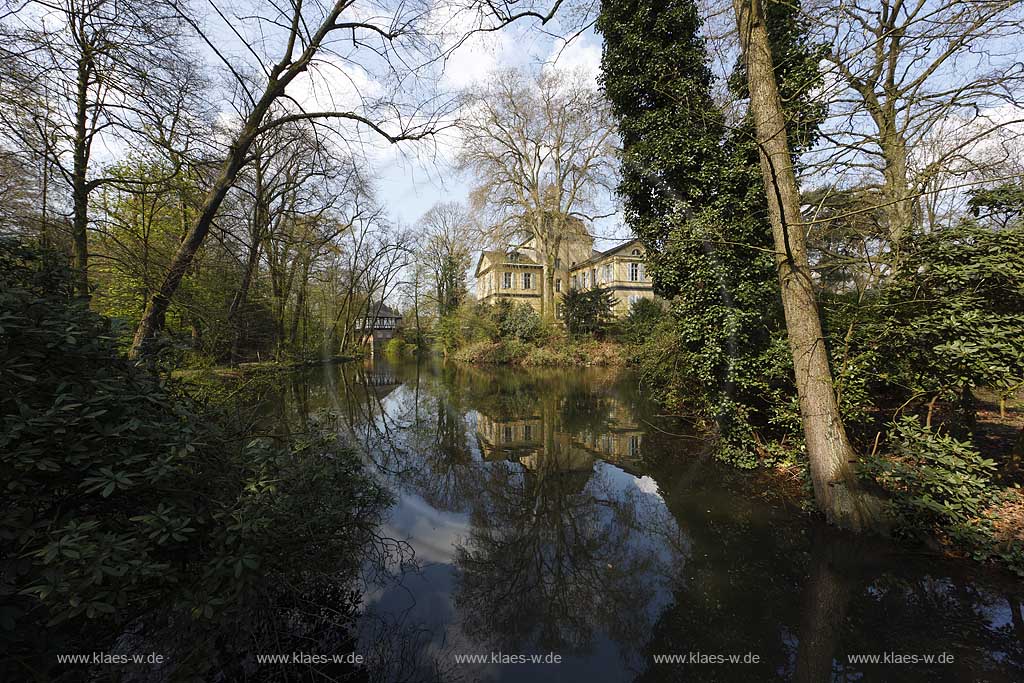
[259,359,1024,682]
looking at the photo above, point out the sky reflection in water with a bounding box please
[269,359,1024,683]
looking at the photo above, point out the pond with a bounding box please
[255,358,1024,682]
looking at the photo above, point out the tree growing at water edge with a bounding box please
[598,0,790,467]
[732,0,882,531]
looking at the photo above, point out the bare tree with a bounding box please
[457,67,616,318]
[416,201,473,318]
[322,218,411,355]
[0,149,42,233]
[125,0,581,358]
[225,120,342,361]
[1,0,197,297]
[811,0,1024,258]
[734,0,882,531]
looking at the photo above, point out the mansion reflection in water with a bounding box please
[475,401,644,474]
[240,360,1024,683]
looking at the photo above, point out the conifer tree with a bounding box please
[598,0,787,466]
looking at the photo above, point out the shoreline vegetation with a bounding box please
[400,291,1024,577]
[1,235,1021,683]
[1,243,388,680]
[3,0,1024,675]
[451,338,626,367]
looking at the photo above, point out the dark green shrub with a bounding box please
[560,286,618,338]
[0,240,388,676]
[619,297,663,345]
[866,417,997,542]
[495,300,542,341]
[852,224,1024,432]
[435,301,499,355]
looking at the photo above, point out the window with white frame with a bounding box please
[629,262,641,281]
[582,271,589,288]
[629,435,641,457]
[555,278,561,292]
[522,272,532,289]
[503,272,513,289]
[571,274,578,289]
[603,264,613,282]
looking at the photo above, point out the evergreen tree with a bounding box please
[596,0,722,295]
[598,0,826,466]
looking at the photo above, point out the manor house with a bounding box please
[473,226,654,317]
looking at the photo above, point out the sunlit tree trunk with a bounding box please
[733,0,882,531]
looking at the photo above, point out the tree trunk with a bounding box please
[129,129,255,359]
[877,120,915,258]
[227,240,261,364]
[734,0,882,531]
[71,52,92,299]
[289,256,310,350]
[544,260,556,319]
[538,235,561,321]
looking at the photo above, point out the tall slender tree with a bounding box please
[601,0,881,528]
[1,0,194,298]
[598,0,786,468]
[733,0,881,530]
[417,202,474,318]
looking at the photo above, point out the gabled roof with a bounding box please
[474,249,543,277]
[366,301,401,318]
[570,238,644,271]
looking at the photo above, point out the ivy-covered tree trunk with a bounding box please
[734,0,882,531]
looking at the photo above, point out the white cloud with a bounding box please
[544,34,603,87]
[439,31,517,89]
[634,475,664,501]
[289,56,385,115]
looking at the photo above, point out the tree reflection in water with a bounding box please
[455,460,683,659]
[258,359,1024,683]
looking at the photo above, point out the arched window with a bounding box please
[631,248,641,256]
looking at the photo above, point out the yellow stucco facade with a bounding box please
[473,233,655,317]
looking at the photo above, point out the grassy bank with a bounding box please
[453,337,626,367]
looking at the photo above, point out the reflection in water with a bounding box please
[257,359,1023,682]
